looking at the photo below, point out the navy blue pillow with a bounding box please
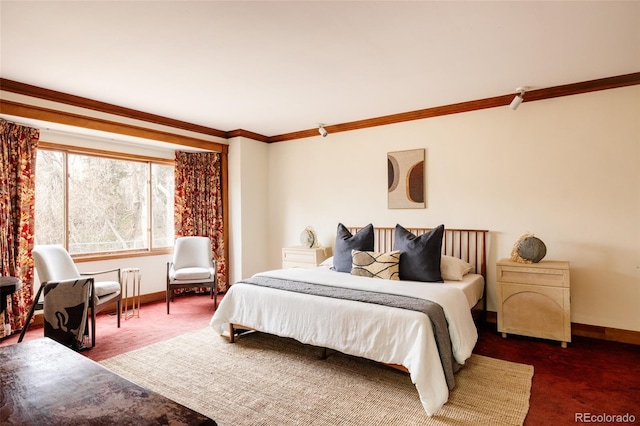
[394,224,444,282]
[333,223,375,273]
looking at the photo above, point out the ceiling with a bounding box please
[1,1,639,139]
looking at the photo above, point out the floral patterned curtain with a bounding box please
[174,151,227,291]
[0,119,39,338]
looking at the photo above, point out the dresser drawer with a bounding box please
[282,247,331,269]
[497,261,570,288]
[283,248,318,263]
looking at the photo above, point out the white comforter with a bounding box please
[210,267,478,416]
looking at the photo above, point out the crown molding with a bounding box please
[270,72,640,142]
[226,128,270,143]
[0,78,230,139]
[2,72,639,144]
[0,99,228,153]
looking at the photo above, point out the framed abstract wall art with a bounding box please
[387,148,425,209]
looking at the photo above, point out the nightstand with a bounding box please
[496,259,571,348]
[282,247,331,269]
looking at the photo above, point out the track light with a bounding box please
[318,124,328,137]
[509,87,527,110]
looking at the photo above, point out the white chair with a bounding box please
[19,245,122,347]
[166,236,218,314]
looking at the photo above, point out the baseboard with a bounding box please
[485,311,640,345]
[136,290,167,305]
[570,322,640,345]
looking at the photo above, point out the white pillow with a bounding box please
[440,255,473,281]
[319,256,334,268]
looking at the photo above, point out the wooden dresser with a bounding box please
[282,246,331,268]
[496,259,571,348]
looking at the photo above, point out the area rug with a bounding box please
[100,328,533,426]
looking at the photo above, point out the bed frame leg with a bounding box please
[229,324,235,343]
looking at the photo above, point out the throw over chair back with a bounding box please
[42,278,92,350]
[167,236,218,314]
[19,245,122,348]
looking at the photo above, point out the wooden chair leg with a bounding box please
[91,306,96,348]
[166,262,171,315]
[18,286,45,342]
[116,297,121,328]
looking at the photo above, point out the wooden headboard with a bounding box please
[348,226,489,320]
[348,226,489,279]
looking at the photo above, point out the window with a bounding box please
[35,147,174,255]
[151,163,175,249]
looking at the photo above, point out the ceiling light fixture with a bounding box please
[509,87,527,110]
[318,124,328,137]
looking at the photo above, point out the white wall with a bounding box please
[228,137,270,283]
[263,86,640,332]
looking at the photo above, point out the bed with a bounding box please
[210,225,488,416]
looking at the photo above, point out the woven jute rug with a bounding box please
[100,327,533,425]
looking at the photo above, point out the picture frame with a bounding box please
[387,148,425,209]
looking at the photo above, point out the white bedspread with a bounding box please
[210,267,478,416]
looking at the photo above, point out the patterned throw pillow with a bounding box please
[351,250,400,280]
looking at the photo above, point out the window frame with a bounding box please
[36,141,174,262]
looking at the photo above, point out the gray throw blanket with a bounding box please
[238,275,460,389]
[43,278,91,350]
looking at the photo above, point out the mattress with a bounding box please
[444,273,485,309]
[210,266,479,416]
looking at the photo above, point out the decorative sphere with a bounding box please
[300,228,316,248]
[518,237,547,263]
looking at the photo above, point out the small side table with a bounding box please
[496,259,571,348]
[120,268,141,320]
[1,277,21,336]
[282,246,332,269]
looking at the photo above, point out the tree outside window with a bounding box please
[35,148,174,255]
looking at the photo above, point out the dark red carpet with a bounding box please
[474,323,639,425]
[3,295,639,425]
[1,293,218,362]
